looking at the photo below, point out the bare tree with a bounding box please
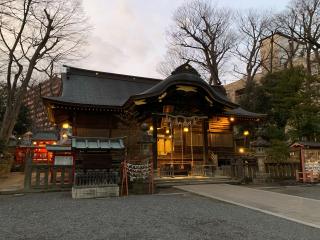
[234,10,271,83]
[157,47,209,79]
[294,0,320,61]
[0,0,88,142]
[157,48,186,77]
[167,0,237,85]
[273,10,303,70]
[279,0,320,74]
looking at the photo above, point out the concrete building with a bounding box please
[225,32,320,103]
[23,76,62,131]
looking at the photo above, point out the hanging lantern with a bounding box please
[62,122,70,129]
[183,127,189,133]
[239,147,245,154]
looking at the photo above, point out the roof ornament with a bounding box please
[171,61,200,76]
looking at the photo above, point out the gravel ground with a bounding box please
[252,184,320,200]
[0,190,319,240]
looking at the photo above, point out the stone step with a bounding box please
[155,177,240,187]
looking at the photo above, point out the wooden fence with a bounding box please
[265,162,300,179]
[230,161,300,180]
[24,154,73,191]
[229,161,258,180]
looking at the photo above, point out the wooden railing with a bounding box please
[229,161,300,181]
[265,162,300,179]
[229,160,258,180]
[24,164,73,190]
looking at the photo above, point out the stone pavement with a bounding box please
[1,191,320,240]
[0,172,24,193]
[176,184,320,229]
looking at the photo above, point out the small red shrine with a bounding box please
[31,131,59,164]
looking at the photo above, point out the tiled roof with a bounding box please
[129,63,238,108]
[44,66,161,107]
[32,131,59,141]
[43,64,264,119]
[223,107,266,118]
[46,145,71,152]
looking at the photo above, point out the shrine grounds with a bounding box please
[1,189,320,240]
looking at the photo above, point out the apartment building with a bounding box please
[225,32,320,103]
[23,76,62,131]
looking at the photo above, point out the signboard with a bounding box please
[304,149,320,174]
[54,156,73,166]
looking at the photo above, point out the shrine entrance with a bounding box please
[153,114,213,177]
[124,63,249,178]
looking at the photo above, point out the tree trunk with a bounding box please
[314,49,320,67]
[208,63,221,85]
[0,101,22,143]
[306,46,312,75]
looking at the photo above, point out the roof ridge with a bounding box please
[63,65,162,84]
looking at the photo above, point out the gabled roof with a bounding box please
[290,141,320,148]
[43,66,161,107]
[127,63,238,108]
[43,64,264,120]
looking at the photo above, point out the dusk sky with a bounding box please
[79,0,291,83]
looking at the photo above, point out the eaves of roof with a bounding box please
[126,72,239,109]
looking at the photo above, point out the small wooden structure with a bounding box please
[291,142,320,183]
[31,131,58,164]
[71,137,125,198]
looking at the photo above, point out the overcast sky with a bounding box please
[78,0,291,83]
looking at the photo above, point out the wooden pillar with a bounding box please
[24,149,33,190]
[202,119,209,164]
[72,111,77,136]
[300,146,306,183]
[152,116,158,170]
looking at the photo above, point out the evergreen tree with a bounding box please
[240,67,320,161]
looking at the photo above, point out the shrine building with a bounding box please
[43,63,264,177]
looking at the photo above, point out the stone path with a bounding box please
[175,184,320,229]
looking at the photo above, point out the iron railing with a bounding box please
[74,170,119,187]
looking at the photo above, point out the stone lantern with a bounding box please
[251,136,270,183]
[139,123,153,157]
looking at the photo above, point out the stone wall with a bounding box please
[72,185,119,199]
